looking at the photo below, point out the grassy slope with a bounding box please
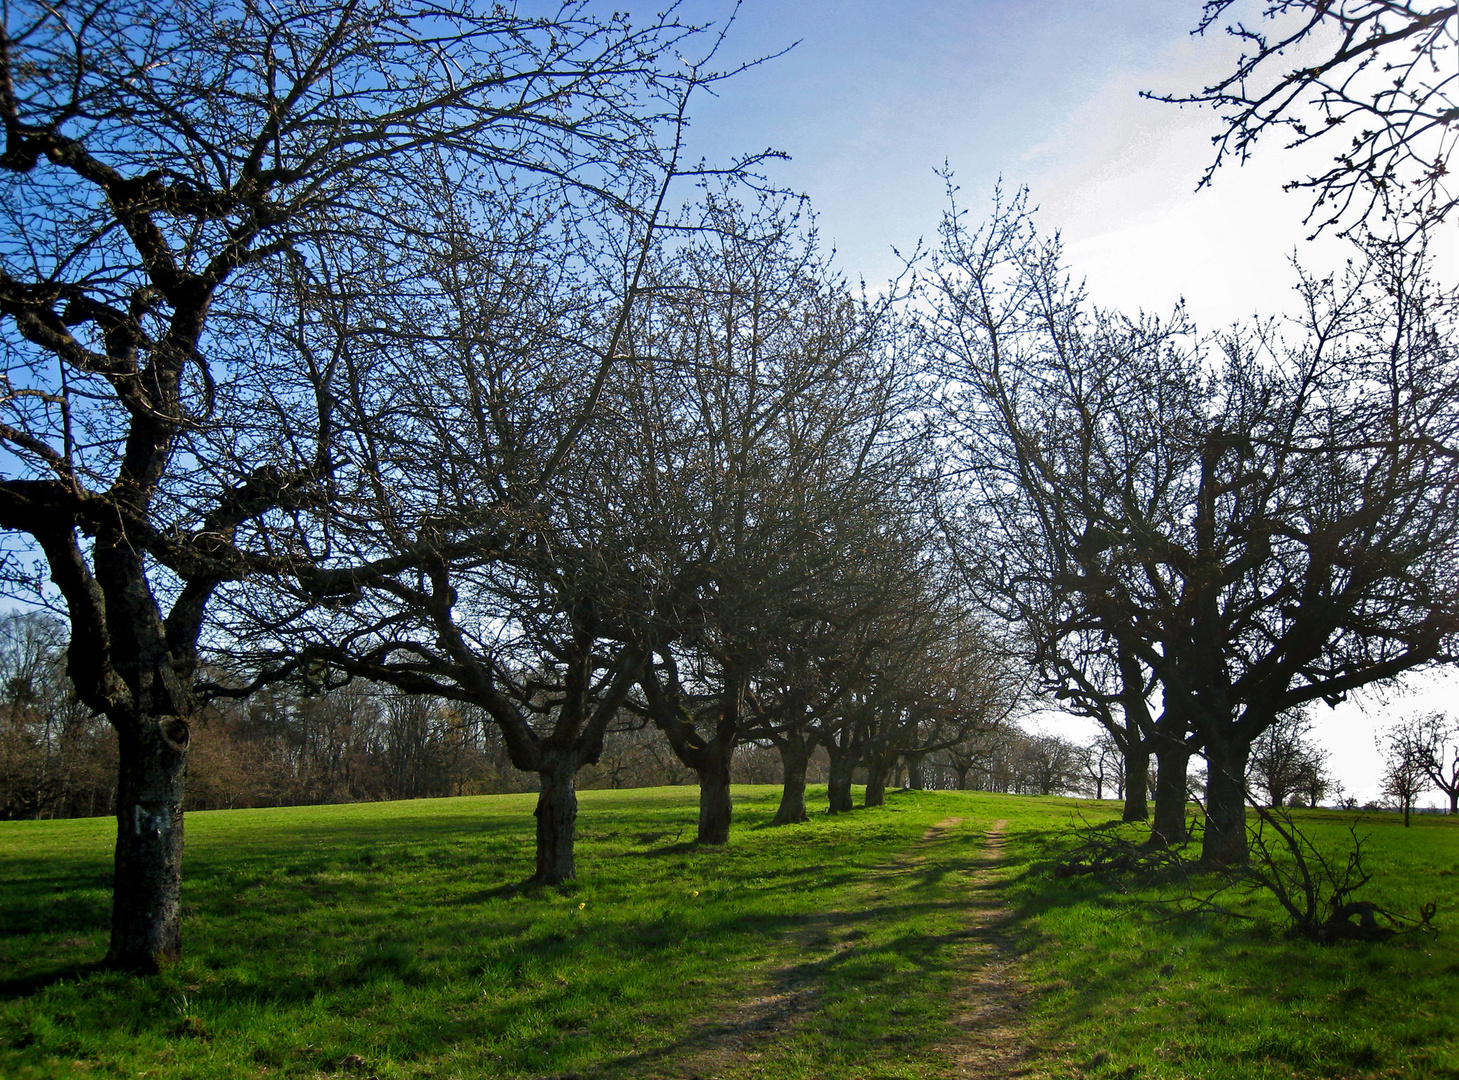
[1,788,1455,1079]
[1006,806,1459,1080]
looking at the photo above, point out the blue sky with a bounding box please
[675,1,1452,322]
[673,0,1458,801]
[678,0,1213,281]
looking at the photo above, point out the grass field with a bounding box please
[1,787,1456,1079]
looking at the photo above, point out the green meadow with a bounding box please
[2,788,1456,1079]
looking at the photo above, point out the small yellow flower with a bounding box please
[578,902,586,909]
[691,890,699,897]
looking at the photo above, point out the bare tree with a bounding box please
[1247,709,1330,807]
[944,725,1032,793]
[852,604,1016,808]
[1149,1,1458,235]
[1380,723,1433,824]
[0,0,731,969]
[942,724,1084,796]
[621,194,923,842]
[1080,730,1126,801]
[1021,733,1087,797]
[924,186,1459,866]
[1389,711,1459,813]
[1050,645,1166,824]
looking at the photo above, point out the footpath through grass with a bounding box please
[2,788,1456,1079]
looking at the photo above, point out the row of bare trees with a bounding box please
[2,0,1454,976]
[1379,712,1459,823]
[195,188,1026,882]
[0,0,795,971]
[0,0,1020,965]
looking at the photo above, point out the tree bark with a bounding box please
[826,745,856,813]
[640,657,743,844]
[533,755,579,884]
[863,755,889,808]
[953,763,970,790]
[697,748,733,845]
[1122,742,1150,822]
[904,751,927,790]
[771,734,810,825]
[1200,733,1250,866]
[106,717,190,973]
[1149,743,1190,846]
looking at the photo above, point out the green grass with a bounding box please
[1,786,1017,1079]
[1004,803,1459,1080]
[1,789,1456,1079]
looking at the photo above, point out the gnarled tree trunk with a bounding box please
[533,754,580,884]
[825,737,856,813]
[904,750,927,790]
[697,745,734,845]
[1149,743,1190,846]
[640,658,744,844]
[863,754,889,808]
[1122,741,1150,823]
[771,732,810,825]
[1201,732,1251,866]
[107,715,190,973]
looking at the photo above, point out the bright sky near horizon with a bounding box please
[674,0,1458,803]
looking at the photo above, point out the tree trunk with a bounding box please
[106,717,190,973]
[1122,742,1150,823]
[905,751,926,791]
[533,755,579,884]
[1113,646,1153,820]
[1149,744,1189,846]
[771,735,810,825]
[697,750,733,844]
[826,744,856,814]
[953,764,970,790]
[1200,734,1250,866]
[864,756,889,808]
[639,658,742,844]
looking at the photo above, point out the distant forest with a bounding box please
[2,611,1120,817]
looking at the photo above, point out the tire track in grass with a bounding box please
[597,815,1040,1080]
[941,818,1043,1079]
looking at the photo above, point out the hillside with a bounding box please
[3,787,1456,1078]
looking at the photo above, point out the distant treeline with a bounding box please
[1,611,1115,819]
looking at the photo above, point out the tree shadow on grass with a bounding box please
[580,888,1031,1078]
[0,962,107,1001]
[632,839,700,857]
[446,879,542,904]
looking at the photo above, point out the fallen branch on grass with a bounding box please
[1052,802,1438,944]
[1053,824,1194,880]
[1244,803,1438,943]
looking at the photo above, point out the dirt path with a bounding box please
[940,819,1040,1079]
[625,817,1037,1080]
